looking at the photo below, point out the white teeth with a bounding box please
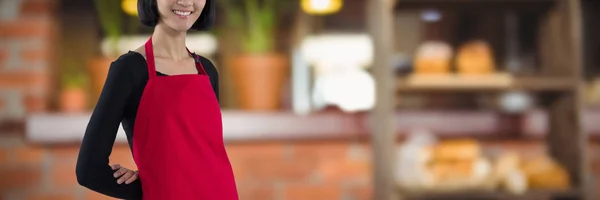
[173,10,191,16]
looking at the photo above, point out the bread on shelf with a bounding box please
[396,135,572,195]
[413,41,453,74]
[429,139,481,161]
[521,155,571,190]
[456,40,496,75]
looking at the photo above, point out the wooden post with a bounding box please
[546,0,594,199]
[367,0,397,199]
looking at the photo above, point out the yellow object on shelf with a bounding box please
[396,135,574,196]
[521,156,571,190]
[456,40,496,75]
[301,0,343,15]
[413,41,453,74]
[429,139,481,162]
[421,139,494,191]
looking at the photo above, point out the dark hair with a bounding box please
[137,0,215,31]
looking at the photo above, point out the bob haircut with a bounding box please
[138,0,215,31]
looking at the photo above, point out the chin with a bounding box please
[170,24,194,32]
[162,20,195,32]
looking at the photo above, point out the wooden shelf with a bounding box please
[369,0,591,198]
[398,189,581,200]
[396,74,575,93]
[394,0,555,11]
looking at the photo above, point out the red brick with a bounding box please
[14,146,45,165]
[226,143,287,182]
[0,17,50,39]
[291,142,371,184]
[284,185,341,200]
[345,185,372,200]
[21,49,48,62]
[0,72,49,90]
[318,158,371,184]
[225,143,286,160]
[291,142,351,161]
[244,153,317,183]
[51,159,78,189]
[0,167,42,192]
[24,93,48,113]
[229,155,248,182]
[237,185,275,200]
[49,146,79,161]
[0,50,8,62]
[20,0,54,16]
[0,148,8,163]
[26,193,75,200]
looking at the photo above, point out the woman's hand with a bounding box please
[111,164,139,184]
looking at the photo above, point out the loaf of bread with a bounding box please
[502,168,528,194]
[413,41,453,74]
[456,40,496,75]
[424,157,493,191]
[429,139,481,161]
[492,153,527,194]
[419,139,493,191]
[520,156,570,190]
[427,160,474,181]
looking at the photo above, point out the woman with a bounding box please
[75,0,238,199]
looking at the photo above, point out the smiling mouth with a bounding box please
[173,10,192,17]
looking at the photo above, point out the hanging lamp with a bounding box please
[122,0,138,16]
[301,0,342,15]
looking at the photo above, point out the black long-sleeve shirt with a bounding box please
[75,51,219,200]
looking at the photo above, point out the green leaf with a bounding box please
[94,0,122,57]
[218,0,279,54]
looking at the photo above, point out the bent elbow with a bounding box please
[75,164,92,187]
[75,158,98,189]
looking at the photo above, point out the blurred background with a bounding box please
[1,0,600,199]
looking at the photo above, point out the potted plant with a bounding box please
[88,0,123,102]
[220,0,288,111]
[59,58,88,113]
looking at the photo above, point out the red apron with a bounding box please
[132,37,238,200]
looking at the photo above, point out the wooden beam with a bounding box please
[368,0,397,199]
[546,0,594,199]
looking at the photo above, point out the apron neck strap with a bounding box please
[144,37,157,79]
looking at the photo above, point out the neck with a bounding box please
[151,23,188,60]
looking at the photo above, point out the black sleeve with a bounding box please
[199,56,219,102]
[76,56,143,199]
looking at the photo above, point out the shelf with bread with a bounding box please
[395,135,579,200]
[401,38,576,93]
[397,74,575,93]
[368,0,592,199]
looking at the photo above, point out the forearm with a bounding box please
[76,159,143,199]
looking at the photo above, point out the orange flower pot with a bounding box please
[230,53,288,111]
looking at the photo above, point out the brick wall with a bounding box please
[1,133,600,200]
[0,0,56,120]
[0,134,373,200]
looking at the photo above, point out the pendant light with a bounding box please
[122,0,138,16]
[301,0,342,15]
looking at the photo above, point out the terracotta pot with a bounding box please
[59,88,87,113]
[88,56,113,103]
[230,53,288,111]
